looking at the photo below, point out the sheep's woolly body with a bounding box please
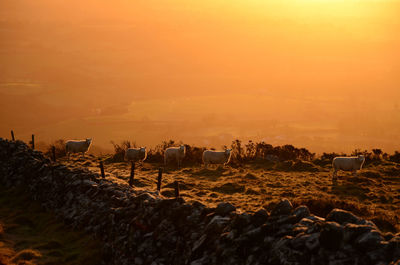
[125,147,147,162]
[65,138,92,159]
[332,155,365,179]
[202,149,232,167]
[164,145,186,167]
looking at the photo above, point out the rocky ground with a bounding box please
[1,139,399,265]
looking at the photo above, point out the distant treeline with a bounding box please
[43,138,400,167]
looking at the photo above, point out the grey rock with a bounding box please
[205,216,230,234]
[326,208,361,225]
[319,222,344,250]
[270,199,293,216]
[343,223,374,243]
[215,202,236,216]
[293,205,310,220]
[305,233,319,251]
[355,230,384,251]
[251,209,269,226]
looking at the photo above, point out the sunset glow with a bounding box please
[1,0,399,153]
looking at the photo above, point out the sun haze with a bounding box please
[1,0,399,153]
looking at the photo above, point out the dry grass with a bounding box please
[63,154,400,233]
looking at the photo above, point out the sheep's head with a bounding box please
[358,155,365,161]
[86,138,92,145]
[225,149,232,157]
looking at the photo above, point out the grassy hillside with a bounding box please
[62,154,400,233]
[0,185,103,265]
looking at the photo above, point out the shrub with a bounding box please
[145,140,180,163]
[231,140,315,164]
[45,139,66,159]
[183,145,206,165]
[109,140,134,162]
[389,151,400,163]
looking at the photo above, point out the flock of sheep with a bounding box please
[65,138,365,181]
[65,139,232,167]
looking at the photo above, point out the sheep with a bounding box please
[332,155,365,180]
[125,147,147,163]
[164,145,186,167]
[202,149,232,167]
[65,138,92,160]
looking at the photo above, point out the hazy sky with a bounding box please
[1,0,399,153]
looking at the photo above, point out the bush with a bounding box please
[45,139,66,159]
[109,140,134,162]
[230,139,315,164]
[145,140,180,163]
[183,145,206,165]
[389,151,400,163]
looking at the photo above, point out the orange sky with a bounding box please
[1,0,399,153]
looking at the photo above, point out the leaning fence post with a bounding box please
[11,130,15,141]
[174,181,180,198]
[52,146,56,162]
[99,161,105,178]
[31,134,35,149]
[129,161,135,187]
[157,168,162,191]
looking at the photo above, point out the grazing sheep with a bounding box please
[332,155,365,180]
[202,149,232,167]
[125,147,147,162]
[65,138,92,160]
[164,145,186,167]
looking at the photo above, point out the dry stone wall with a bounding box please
[0,139,399,265]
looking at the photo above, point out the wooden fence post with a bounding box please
[157,168,162,191]
[31,134,35,149]
[174,181,180,198]
[99,161,105,178]
[52,146,56,162]
[129,161,135,187]
[11,130,15,141]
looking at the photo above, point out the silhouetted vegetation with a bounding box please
[108,140,134,162]
[229,139,315,166]
[44,139,66,159]
[183,145,207,165]
[105,138,400,170]
[145,140,179,163]
[389,151,400,163]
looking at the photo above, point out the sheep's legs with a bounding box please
[332,170,337,182]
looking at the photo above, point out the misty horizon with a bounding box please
[1,0,399,154]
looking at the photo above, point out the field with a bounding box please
[61,154,400,233]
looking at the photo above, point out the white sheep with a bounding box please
[332,155,365,180]
[125,147,147,162]
[164,145,186,167]
[65,138,92,160]
[202,149,232,167]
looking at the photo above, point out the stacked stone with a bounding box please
[0,139,399,265]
